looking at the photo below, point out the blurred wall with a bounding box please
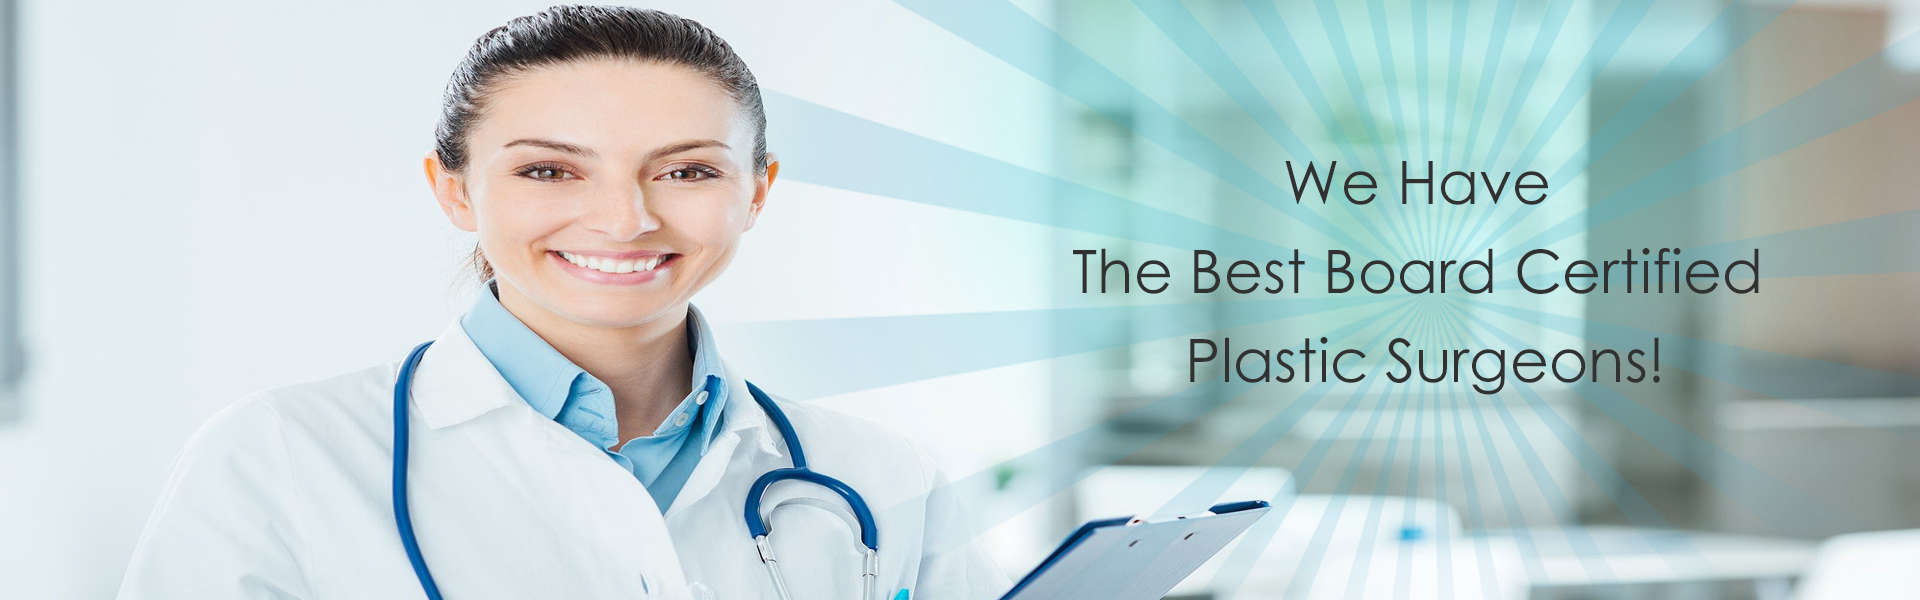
[1710,3,1920,538]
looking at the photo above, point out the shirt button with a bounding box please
[694,390,710,405]
[673,412,691,427]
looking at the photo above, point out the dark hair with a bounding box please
[435,5,768,280]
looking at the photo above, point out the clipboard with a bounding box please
[999,500,1271,600]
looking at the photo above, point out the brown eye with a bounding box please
[515,163,576,181]
[661,165,721,182]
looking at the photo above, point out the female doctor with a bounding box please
[118,6,1008,600]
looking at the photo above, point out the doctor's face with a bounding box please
[430,59,774,330]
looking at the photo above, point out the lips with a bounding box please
[549,250,680,285]
[556,250,670,274]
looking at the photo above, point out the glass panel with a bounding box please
[0,0,20,421]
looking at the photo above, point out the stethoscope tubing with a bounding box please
[392,341,443,600]
[391,341,880,600]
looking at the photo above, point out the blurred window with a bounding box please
[1,0,21,421]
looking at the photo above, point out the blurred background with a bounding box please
[4,0,1920,598]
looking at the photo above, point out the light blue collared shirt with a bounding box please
[461,280,729,512]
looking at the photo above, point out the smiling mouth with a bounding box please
[555,251,678,274]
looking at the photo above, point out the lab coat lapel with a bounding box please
[406,319,518,429]
[409,318,611,463]
[405,319,579,533]
[402,319,688,594]
[666,357,782,518]
[408,317,661,500]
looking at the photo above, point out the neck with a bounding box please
[495,281,693,443]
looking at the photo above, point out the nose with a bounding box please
[582,182,661,241]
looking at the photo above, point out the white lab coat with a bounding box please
[118,318,1011,599]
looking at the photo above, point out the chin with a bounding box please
[551,292,683,329]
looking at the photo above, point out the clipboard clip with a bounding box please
[1124,499,1272,526]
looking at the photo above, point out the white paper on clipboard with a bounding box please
[1000,500,1271,600]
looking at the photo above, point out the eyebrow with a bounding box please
[644,139,731,162]
[504,138,596,157]
[501,138,731,162]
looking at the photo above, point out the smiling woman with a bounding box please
[428,57,771,333]
[116,6,1008,600]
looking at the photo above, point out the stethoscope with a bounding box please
[390,341,883,600]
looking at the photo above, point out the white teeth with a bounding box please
[558,251,668,274]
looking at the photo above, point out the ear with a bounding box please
[743,152,778,232]
[424,150,478,233]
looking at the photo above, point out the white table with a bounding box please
[1478,526,1817,599]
